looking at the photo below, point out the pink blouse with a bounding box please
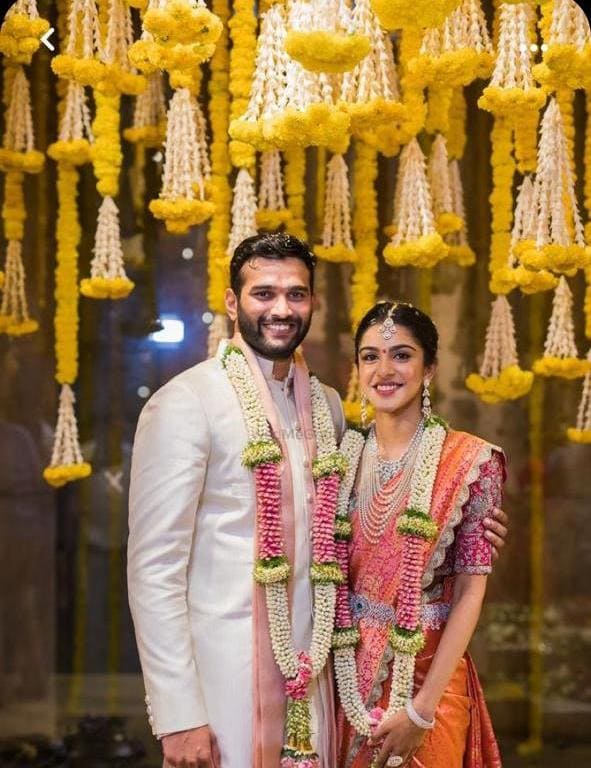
[433,450,505,577]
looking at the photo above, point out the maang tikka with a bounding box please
[379,304,398,340]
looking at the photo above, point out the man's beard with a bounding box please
[237,305,311,360]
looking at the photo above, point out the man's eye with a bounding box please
[289,291,306,300]
[254,291,272,299]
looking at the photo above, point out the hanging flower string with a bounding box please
[0,0,50,64]
[466,295,533,403]
[445,158,475,266]
[222,344,346,768]
[315,153,357,264]
[533,277,591,379]
[567,350,591,444]
[256,150,293,230]
[227,168,258,257]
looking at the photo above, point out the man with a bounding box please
[127,233,508,768]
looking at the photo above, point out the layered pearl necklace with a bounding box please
[357,419,425,544]
[332,415,448,753]
[222,344,347,768]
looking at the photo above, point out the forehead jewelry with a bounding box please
[379,305,397,340]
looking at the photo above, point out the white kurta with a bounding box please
[127,345,345,766]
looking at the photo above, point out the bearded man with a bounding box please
[127,233,508,768]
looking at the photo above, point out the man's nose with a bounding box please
[271,294,292,317]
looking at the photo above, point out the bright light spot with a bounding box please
[202,311,214,324]
[152,151,163,163]
[137,385,151,399]
[150,316,185,344]
[530,43,539,52]
[541,43,548,52]
[519,43,528,53]
[182,247,194,260]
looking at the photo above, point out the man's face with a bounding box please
[225,257,313,359]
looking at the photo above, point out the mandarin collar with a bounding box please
[255,352,295,390]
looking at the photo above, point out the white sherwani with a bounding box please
[127,345,345,766]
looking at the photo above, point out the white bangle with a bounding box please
[405,700,435,730]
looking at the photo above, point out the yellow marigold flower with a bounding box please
[478,86,547,121]
[80,276,135,300]
[384,233,449,269]
[0,271,4,290]
[342,98,406,136]
[43,462,92,488]
[533,357,591,379]
[51,54,105,88]
[566,428,591,444]
[0,316,39,336]
[436,212,463,236]
[343,398,374,427]
[143,2,222,48]
[48,139,93,166]
[490,266,559,295]
[466,366,534,404]
[264,104,350,154]
[0,14,50,64]
[123,123,167,148]
[314,244,358,264]
[149,198,215,234]
[255,208,293,231]
[371,0,460,30]
[285,31,370,74]
[0,148,44,174]
[519,244,591,274]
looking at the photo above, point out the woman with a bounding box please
[335,301,504,768]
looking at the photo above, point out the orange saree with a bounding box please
[337,430,504,768]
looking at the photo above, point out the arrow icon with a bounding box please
[41,27,55,52]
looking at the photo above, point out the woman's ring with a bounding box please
[386,756,404,767]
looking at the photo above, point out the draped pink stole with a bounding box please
[230,335,335,768]
[338,431,496,765]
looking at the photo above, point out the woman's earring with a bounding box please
[422,380,432,418]
[360,394,368,429]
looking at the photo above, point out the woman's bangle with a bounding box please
[405,700,435,730]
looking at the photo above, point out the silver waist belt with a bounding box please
[350,593,450,631]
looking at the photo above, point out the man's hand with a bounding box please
[483,507,508,561]
[162,726,220,768]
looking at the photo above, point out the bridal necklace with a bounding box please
[358,418,425,544]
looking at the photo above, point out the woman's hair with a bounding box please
[354,301,439,367]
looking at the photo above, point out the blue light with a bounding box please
[150,316,185,344]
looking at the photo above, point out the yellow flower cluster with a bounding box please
[256,208,293,231]
[465,365,533,404]
[80,276,135,299]
[447,243,476,267]
[0,13,50,64]
[130,1,222,74]
[2,170,26,241]
[566,427,591,444]
[411,49,493,91]
[51,56,105,89]
[350,141,378,330]
[150,198,216,235]
[207,0,232,314]
[384,233,449,269]
[491,265,558,295]
[371,0,460,30]
[513,109,539,174]
[533,357,591,379]
[534,45,591,92]
[123,124,167,148]
[478,86,546,122]
[488,117,514,276]
[314,243,357,264]
[48,138,93,166]
[44,462,92,488]
[54,165,81,384]
[519,243,591,274]
[446,88,466,160]
[436,212,463,236]
[228,0,257,169]
[284,147,307,240]
[285,31,370,75]
[91,92,123,197]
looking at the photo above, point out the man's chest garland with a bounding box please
[222,344,347,768]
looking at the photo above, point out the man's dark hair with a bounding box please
[229,232,317,296]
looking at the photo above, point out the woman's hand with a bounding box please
[367,709,426,767]
[483,507,508,561]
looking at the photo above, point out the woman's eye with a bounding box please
[361,354,377,362]
[394,352,410,360]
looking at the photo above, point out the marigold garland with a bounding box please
[228,0,257,169]
[0,0,50,65]
[567,351,591,443]
[370,0,461,31]
[533,0,591,92]
[315,154,357,264]
[285,147,307,240]
[207,0,232,322]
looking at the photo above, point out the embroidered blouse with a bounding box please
[433,450,505,578]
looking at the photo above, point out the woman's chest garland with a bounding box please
[332,416,448,757]
[222,344,347,768]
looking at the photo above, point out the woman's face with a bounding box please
[357,322,435,418]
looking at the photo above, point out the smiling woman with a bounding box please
[336,300,505,768]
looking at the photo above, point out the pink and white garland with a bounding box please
[332,417,447,750]
[222,344,347,767]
